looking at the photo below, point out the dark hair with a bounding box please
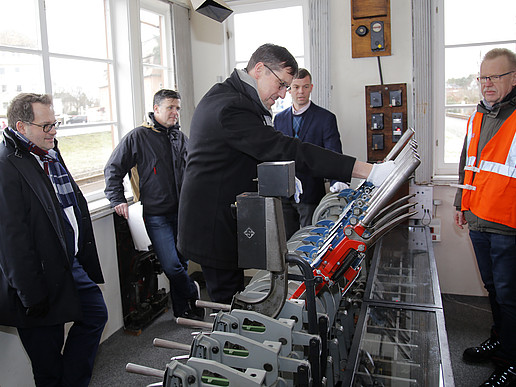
[7,93,53,129]
[295,68,312,82]
[246,43,298,76]
[153,89,181,107]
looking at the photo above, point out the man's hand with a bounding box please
[330,181,349,193]
[114,203,129,219]
[366,161,396,187]
[454,210,467,229]
[294,177,303,203]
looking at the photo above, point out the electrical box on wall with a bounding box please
[350,0,391,58]
[408,184,433,221]
[365,83,408,162]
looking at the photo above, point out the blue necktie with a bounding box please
[293,115,303,138]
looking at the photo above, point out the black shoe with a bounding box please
[179,307,205,321]
[178,299,205,321]
[464,337,501,363]
[480,365,516,386]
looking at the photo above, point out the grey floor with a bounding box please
[89,292,496,387]
[441,293,494,387]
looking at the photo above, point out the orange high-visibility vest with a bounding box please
[461,110,516,228]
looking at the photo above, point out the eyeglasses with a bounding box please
[25,121,61,132]
[477,71,515,84]
[263,64,290,91]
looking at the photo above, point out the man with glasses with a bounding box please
[274,68,348,239]
[178,44,395,305]
[0,93,107,386]
[454,48,516,386]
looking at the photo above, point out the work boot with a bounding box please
[463,336,501,363]
[479,365,516,386]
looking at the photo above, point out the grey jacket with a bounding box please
[454,88,516,235]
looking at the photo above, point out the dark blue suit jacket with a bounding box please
[274,102,343,204]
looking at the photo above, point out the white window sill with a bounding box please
[432,175,459,186]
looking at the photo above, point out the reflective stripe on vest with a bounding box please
[465,112,477,170]
[461,109,516,227]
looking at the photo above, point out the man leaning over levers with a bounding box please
[0,93,108,387]
[453,48,516,387]
[178,43,396,306]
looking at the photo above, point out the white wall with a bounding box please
[329,0,414,164]
[190,10,227,110]
[432,185,487,296]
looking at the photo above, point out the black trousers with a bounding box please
[17,258,107,387]
[282,198,318,240]
[201,265,245,305]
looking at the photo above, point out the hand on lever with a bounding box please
[329,181,349,193]
[366,160,396,187]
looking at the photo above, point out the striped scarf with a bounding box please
[8,127,79,210]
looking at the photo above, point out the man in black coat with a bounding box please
[178,44,394,305]
[0,93,107,387]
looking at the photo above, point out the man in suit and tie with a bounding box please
[274,68,347,238]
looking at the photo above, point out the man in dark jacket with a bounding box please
[274,68,348,238]
[0,93,107,386]
[104,89,203,320]
[177,44,393,305]
[454,48,516,386]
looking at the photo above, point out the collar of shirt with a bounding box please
[292,100,311,116]
[237,68,273,114]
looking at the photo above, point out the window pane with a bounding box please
[445,0,516,45]
[443,43,516,165]
[45,0,111,58]
[445,47,482,106]
[140,6,175,113]
[234,6,304,63]
[50,58,115,123]
[141,9,162,65]
[444,107,475,164]
[56,128,115,194]
[233,6,305,115]
[143,67,167,112]
[0,0,40,49]
[0,52,45,123]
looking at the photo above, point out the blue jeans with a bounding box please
[469,230,516,362]
[144,213,197,316]
[17,258,107,387]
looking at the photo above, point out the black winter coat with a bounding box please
[177,69,356,270]
[0,130,104,328]
[104,113,188,216]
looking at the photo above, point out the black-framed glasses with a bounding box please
[25,121,61,133]
[477,71,515,84]
[263,64,289,91]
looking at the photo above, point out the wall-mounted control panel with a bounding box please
[365,83,407,162]
[351,0,391,58]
